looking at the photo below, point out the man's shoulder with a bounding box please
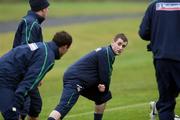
[93,47,108,57]
[28,43,39,51]
[95,47,103,52]
[95,47,106,52]
[27,42,48,52]
[22,15,39,25]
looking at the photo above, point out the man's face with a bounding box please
[59,45,69,57]
[111,38,127,55]
[42,7,49,18]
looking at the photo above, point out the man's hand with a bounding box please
[98,84,105,92]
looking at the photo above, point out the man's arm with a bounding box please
[13,20,25,48]
[97,48,111,92]
[139,3,154,40]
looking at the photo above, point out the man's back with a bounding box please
[64,46,115,89]
[13,11,44,48]
[139,0,180,60]
[64,49,99,86]
[0,42,55,89]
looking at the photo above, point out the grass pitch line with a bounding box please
[66,102,148,118]
[67,97,180,118]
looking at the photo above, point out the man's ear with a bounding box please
[60,45,68,52]
[62,45,68,49]
[41,8,47,12]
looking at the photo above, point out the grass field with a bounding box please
[0,2,147,22]
[0,1,180,120]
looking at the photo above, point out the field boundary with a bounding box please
[66,102,148,118]
[67,97,180,118]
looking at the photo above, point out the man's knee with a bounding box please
[95,103,106,113]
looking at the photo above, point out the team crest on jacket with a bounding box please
[28,43,38,51]
[95,47,102,52]
[156,2,180,11]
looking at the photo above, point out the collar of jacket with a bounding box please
[109,45,116,56]
[27,10,45,24]
[107,45,116,64]
[47,41,61,60]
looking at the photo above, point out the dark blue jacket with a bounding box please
[13,10,44,48]
[139,0,180,61]
[0,41,60,110]
[64,46,115,92]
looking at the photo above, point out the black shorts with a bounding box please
[80,86,112,105]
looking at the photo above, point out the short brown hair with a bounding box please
[52,31,72,48]
[114,33,128,43]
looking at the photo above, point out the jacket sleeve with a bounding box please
[97,48,111,92]
[139,3,154,40]
[13,48,54,111]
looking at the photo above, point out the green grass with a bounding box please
[1,18,180,120]
[0,1,148,22]
[1,2,180,120]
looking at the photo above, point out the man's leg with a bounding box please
[93,91,112,120]
[154,60,178,120]
[94,103,106,120]
[19,96,31,120]
[80,86,112,120]
[27,88,42,120]
[149,101,180,120]
[171,60,180,120]
[48,83,79,120]
[0,88,19,120]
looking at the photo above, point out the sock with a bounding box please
[47,117,56,120]
[94,113,103,120]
